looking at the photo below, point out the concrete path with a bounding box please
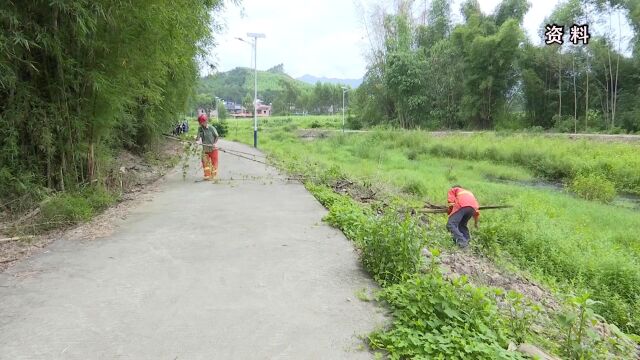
[0,140,384,359]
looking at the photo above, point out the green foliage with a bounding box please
[370,273,522,359]
[231,120,640,357]
[354,0,640,134]
[502,290,542,344]
[233,121,640,337]
[309,120,322,128]
[557,294,607,360]
[41,187,116,228]
[420,133,640,196]
[569,173,617,202]
[401,179,427,196]
[216,100,228,120]
[211,120,229,138]
[0,0,224,210]
[359,213,425,286]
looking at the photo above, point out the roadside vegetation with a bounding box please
[0,1,225,229]
[229,115,639,358]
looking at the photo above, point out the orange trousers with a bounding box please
[202,149,219,179]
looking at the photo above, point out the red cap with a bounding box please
[197,114,208,124]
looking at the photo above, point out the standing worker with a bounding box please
[446,185,480,248]
[196,114,219,180]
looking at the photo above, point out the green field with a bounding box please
[220,115,640,357]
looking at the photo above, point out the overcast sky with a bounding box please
[206,0,628,79]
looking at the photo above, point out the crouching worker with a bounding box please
[446,185,480,248]
[196,114,219,180]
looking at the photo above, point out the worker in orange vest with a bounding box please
[196,114,219,180]
[446,185,480,248]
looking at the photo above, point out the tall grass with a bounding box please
[229,120,640,335]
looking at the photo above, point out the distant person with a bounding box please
[446,185,480,248]
[196,114,219,180]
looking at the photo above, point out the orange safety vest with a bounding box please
[447,187,480,218]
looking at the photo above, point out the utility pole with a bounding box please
[236,32,266,147]
[341,87,349,133]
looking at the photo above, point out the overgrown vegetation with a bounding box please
[0,0,225,216]
[229,116,640,358]
[418,132,640,196]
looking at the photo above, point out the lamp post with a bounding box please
[342,87,349,133]
[237,33,266,148]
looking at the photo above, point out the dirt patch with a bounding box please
[426,249,560,311]
[0,141,181,272]
[330,179,377,203]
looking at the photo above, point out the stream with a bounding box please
[486,177,640,210]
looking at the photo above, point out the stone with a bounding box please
[517,343,560,360]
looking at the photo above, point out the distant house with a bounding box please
[256,102,272,117]
[197,107,215,118]
[224,101,251,117]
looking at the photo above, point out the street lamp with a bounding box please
[237,33,266,148]
[342,87,350,133]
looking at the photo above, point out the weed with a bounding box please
[569,173,617,202]
[40,187,116,229]
[401,179,426,196]
[355,288,371,302]
[501,289,542,344]
[557,294,604,359]
[370,273,523,359]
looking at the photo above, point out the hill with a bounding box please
[198,67,311,104]
[297,74,362,88]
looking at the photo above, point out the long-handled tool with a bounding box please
[418,205,513,214]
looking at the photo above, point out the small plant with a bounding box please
[569,173,616,203]
[369,273,523,359]
[211,119,229,137]
[401,179,426,196]
[359,213,425,286]
[557,293,604,359]
[310,120,322,128]
[502,289,542,344]
[40,187,116,229]
[355,288,371,302]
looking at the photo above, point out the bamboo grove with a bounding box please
[0,0,225,209]
[352,0,640,132]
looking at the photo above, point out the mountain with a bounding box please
[296,74,362,88]
[198,67,311,104]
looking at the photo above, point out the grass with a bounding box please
[225,116,640,343]
[39,186,117,230]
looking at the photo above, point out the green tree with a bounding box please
[0,0,225,206]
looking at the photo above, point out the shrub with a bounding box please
[346,115,363,130]
[370,273,522,359]
[401,179,427,196]
[211,119,229,137]
[359,213,425,286]
[310,120,322,128]
[569,173,616,203]
[42,194,94,225]
[40,187,116,229]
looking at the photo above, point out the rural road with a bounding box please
[0,140,384,359]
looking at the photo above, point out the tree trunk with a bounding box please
[612,11,622,129]
[558,54,562,120]
[585,69,589,131]
[573,54,577,133]
[87,142,95,182]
